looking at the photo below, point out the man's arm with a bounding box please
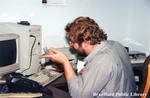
[40,49,76,81]
[62,59,76,81]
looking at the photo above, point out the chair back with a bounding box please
[139,55,150,98]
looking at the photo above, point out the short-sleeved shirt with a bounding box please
[68,40,136,98]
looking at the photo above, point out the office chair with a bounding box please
[138,55,150,98]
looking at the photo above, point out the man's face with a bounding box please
[69,39,86,56]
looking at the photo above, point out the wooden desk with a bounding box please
[0,93,42,98]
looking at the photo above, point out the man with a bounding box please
[41,16,136,98]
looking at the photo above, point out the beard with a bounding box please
[71,47,87,58]
[76,50,86,57]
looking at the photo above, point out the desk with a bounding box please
[0,93,42,98]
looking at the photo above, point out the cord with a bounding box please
[21,35,36,75]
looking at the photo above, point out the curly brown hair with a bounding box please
[65,16,107,45]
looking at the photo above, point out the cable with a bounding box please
[21,35,36,75]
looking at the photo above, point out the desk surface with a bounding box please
[0,93,42,98]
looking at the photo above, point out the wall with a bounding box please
[0,0,149,54]
[126,0,150,55]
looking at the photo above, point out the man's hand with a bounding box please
[41,49,69,65]
[40,49,76,81]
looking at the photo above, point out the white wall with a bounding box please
[0,0,149,55]
[126,0,150,55]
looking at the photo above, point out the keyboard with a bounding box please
[28,69,63,86]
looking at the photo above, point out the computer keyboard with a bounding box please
[28,69,63,86]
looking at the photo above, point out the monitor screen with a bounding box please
[0,39,16,67]
[0,33,19,76]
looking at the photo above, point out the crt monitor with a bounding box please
[0,33,20,77]
[0,23,41,75]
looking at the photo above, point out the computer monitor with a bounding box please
[0,33,20,77]
[0,23,41,75]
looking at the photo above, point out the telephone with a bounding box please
[2,72,52,96]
